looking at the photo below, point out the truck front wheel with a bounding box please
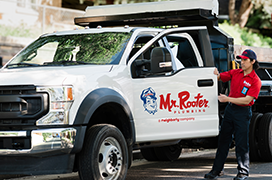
[258,113,272,162]
[78,124,128,180]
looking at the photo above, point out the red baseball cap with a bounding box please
[236,49,257,60]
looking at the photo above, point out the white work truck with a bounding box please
[0,1,271,180]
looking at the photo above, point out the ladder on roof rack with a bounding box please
[74,0,219,28]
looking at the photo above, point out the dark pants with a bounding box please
[212,103,252,175]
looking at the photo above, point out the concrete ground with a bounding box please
[1,148,271,180]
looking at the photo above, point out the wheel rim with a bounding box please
[98,137,123,180]
[168,145,180,154]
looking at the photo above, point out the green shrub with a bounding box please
[0,24,40,38]
[219,21,272,48]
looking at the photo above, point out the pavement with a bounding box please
[1,148,272,180]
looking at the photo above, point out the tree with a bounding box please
[247,0,272,29]
[229,0,272,29]
[229,0,254,28]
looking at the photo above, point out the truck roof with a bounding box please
[74,0,218,28]
[40,27,138,37]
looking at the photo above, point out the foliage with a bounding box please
[0,24,39,38]
[247,0,272,29]
[219,21,272,48]
[53,33,131,64]
[42,133,52,141]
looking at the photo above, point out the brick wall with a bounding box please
[234,45,272,63]
[0,36,33,65]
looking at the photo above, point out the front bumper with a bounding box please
[0,127,87,175]
[0,128,76,155]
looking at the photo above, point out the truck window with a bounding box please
[27,42,58,65]
[131,38,172,78]
[129,36,154,61]
[6,32,131,68]
[166,35,199,68]
[256,68,272,80]
[211,42,228,72]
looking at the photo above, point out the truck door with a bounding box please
[128,27,219,143]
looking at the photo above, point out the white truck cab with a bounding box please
[0,1,230,179]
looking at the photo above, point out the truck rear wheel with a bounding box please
[140,147,159,161]
[78,124,128,180]
[141,145,182,161]
[258,113,272,162]
[249,113,262,161]
[154,145,182,161]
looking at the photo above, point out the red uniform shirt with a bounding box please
[220,69,261,106]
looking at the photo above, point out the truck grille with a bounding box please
[0,85,49,129]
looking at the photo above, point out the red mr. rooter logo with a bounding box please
[159,91,209,113]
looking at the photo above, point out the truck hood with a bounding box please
[0,65,113,86]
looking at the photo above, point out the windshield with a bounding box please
[6,32,131,68]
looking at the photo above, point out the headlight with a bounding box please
[36,86,74,125]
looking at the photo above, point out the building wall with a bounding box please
[0,36,33,65]
[0,0,84,37]
[41,0,62,7]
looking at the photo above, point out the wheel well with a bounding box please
[73,102,134,172]
[87,102,134,146]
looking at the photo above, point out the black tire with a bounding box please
[78,124,128,180]
[140,147,159,161]
[249,113,263,161]
[258,113,272,162]
[154,144,182,161]
[127,145,133,169]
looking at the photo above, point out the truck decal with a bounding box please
[160,91,209,113]
[140,87,158,115]
[158,117,195,123]
[141,88,209,115]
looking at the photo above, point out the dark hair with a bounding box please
[250,58,259,70]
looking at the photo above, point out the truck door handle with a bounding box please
[198,79,214,87]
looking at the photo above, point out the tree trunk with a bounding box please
[229,0,237,25]
[237,0,254,28]
[228,0,254,28]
